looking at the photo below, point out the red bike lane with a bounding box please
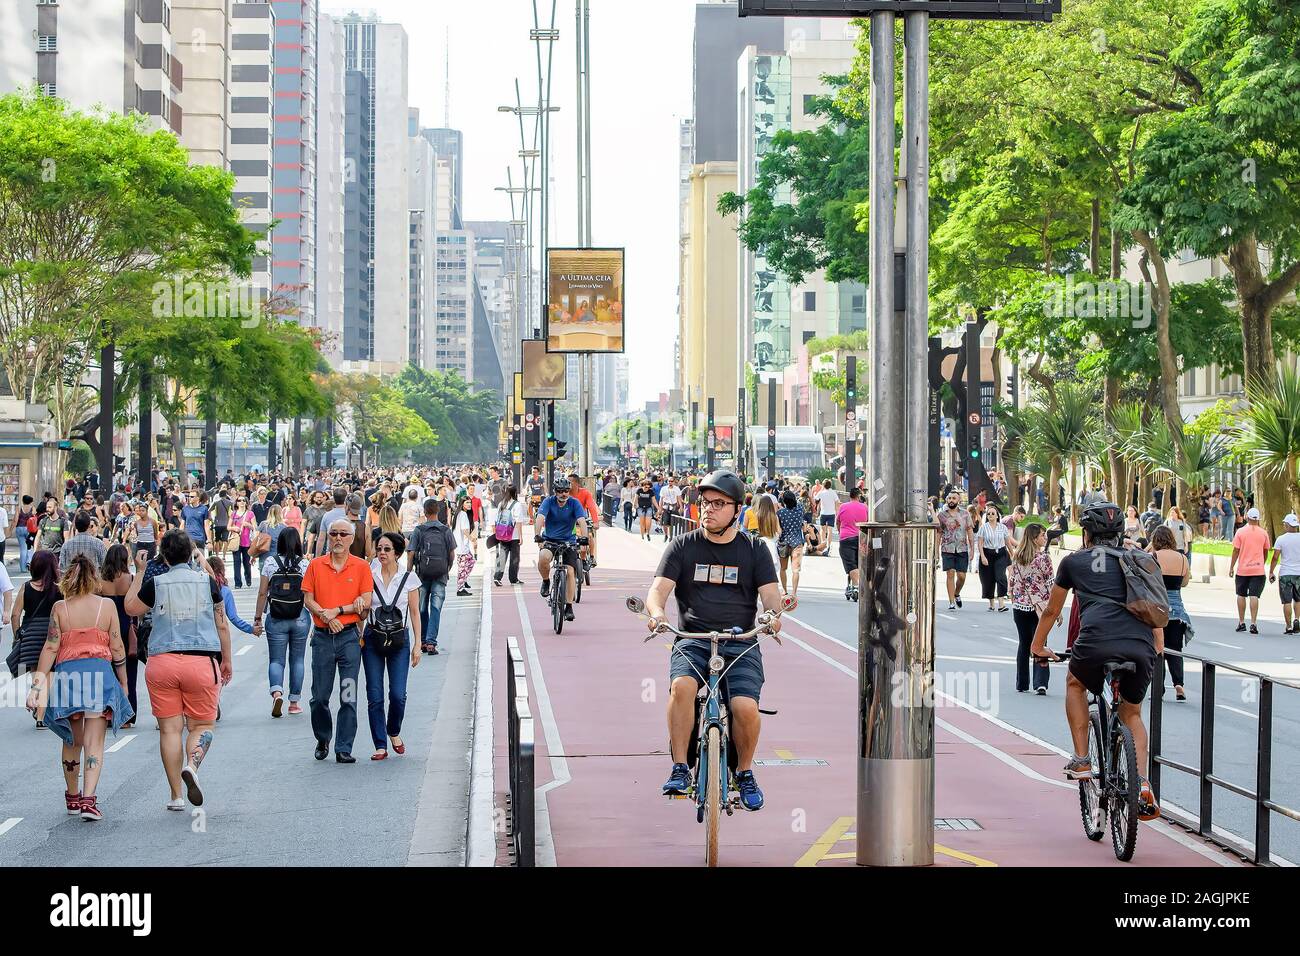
[490,531,1234,868]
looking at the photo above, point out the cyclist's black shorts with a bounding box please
[669,638,763,703]
[1068,636,1156,705]
[839,536,859,574]
[540,539,581,574]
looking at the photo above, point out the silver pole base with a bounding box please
[857,756,935,866]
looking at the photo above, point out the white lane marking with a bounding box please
[513,586,569,868]
[1205,641,1243,650]
[940,614,958,622]
[467,560,496,867]
[783,615,1246,865]
[939,654,1016,664]
[1217,704,1258,720]
[236,644,253,656]
[0,818,21,838]
[106,734,137,753]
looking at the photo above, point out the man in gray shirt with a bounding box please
[314,488,350,557]
[61,510,108,572]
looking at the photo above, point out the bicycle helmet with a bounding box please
[1079,500,1124,537]
[552,477,572,492]
[698,470,745,505]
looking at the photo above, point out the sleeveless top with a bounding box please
[1162,573,1183,592]
[55,599,113,666]
[135,518,156,543]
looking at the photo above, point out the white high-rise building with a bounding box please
[173,1,230,171]
[409,109,438,369]
[314,11,345,365]
[229,1,277,300]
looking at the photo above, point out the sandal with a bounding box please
[371,749,388,761]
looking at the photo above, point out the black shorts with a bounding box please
[1280,575,1300,604]
[941,551,970,573]
[839,536,860,574]
[1068,636,1156,704]
[669,639,764,703]
[1235,574,1265,598]
[214,526,230,543]
[540,540,582,574]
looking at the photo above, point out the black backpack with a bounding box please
[370,570,412,651]
[267,556,306,620]
[414,523,451,582]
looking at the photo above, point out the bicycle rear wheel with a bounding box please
[1109,723,1140,861]
[1079,710,1106,842]
[574,567,583,604]
[704,726,722,867]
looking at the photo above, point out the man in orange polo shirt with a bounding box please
[302,518,374,763]
[567,472,600,567]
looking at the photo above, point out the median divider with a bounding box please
[505,635,535,868]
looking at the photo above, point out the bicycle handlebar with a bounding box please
[625,596,782,643]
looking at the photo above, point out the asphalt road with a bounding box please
[785,556,1300,866]
[0,563,481,867]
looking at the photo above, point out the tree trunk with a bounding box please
[1089,199,1102,275]
[1048,457,1061,517]
[1134,230,1184,463]
[1138,470,1151,512]
[204,400,218,488]
[293,416,303,472]
[267,409,278,474]
[138,362,153,489]
[1103,373,1123,503]
[98,340,116,483]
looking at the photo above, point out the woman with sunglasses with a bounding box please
[281,491,304,539]
[363,531,422,760]
[977,505,1013,611]
[635,479,656,540]
[230,496,256,589]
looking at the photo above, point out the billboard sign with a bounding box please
[513,373,525,417]
[521,338,568,400]
[714,425,734,455]
[737,0,1060,21]
[546,248,625,353]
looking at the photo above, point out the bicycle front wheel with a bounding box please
[704,726,722,868]
[552,577,564,635]
[1079,710,1106,842]
[1109,723,1140,861]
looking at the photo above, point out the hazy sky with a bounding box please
[341,0,699,407]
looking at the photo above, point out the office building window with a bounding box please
[803,291,816,312]
[37,36,57,52]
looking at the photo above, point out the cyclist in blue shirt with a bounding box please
[535,478,588,622]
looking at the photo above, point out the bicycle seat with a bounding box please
[1103,660,1138,675]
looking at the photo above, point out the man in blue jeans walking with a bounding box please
[301,519,373,763]
[408,498,456,656]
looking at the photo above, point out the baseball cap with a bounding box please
[1247,507,1261,520]
[1284,513,1299,527]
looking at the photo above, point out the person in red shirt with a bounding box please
[1229,507,1271,634]
[301,518,374,763]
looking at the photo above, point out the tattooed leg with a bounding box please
[81,717,106,797]
[60,751,80,792]
[187,729,214,770]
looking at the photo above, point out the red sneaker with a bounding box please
[65,791,82,815]
[80,795,103,821]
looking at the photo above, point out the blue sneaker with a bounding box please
[735,769,764,811]
[662,763,692,795]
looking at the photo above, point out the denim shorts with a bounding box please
[669,639,764,703]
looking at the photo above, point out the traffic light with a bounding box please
[968,427,981,461]
[555,439,569,460]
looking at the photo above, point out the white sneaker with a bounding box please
[165,797,185,812]
[948,603,957,611]
[181,763,204,807]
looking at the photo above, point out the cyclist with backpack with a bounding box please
[252,527,312,718]
[1030,501,1165,822]
[407,497,457,656]
[364,531,423,761]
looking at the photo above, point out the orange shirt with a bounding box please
[1233,524,1271,576]
[571,487,597,525]
[301,553,374,628]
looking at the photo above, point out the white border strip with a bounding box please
[466,561,496,866]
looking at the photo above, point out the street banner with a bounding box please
[546,248,625,353]
[521,338,568,399]
[714,425,733,455]
[513,372,525,417]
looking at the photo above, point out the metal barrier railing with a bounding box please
[505,636,535,867]
[1150,648,1300,865]
[666,512,698,539]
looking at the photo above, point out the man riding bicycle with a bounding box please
[526,466,546,521]
[535,477,588,623]
[1030,500,1163,821]
[643,470,783,812]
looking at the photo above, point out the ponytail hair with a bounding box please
[59,554,101,599]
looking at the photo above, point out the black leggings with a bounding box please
[494,538,521,584]
[1164,618,1186,687]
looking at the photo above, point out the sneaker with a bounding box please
[1249,623,1259,635]
[456,587,471,596]
[845,585,854,601]
[1138,778,1160,821]
[1035,687,1047,696]
[181,763,204,807]
[735,769,765,811]
[287,701,303,715]
[540,579,550,598]
[271,695,283,718]
[948,603,957,611]
[65,791,83,815]
[1236,622,1247,632]
[165,797,185,812]
[955,596,963,608]
[662,762,692,795]
[564,604,575,622]
[1064,755,1094,779]
[79,795,102,821]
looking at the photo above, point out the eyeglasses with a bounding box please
[328,531,352,538]
[700,497,733,511]
[375,545,395,553]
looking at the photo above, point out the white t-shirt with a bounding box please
[659,486,682,508]
[1275,532,1300,576]
[0,506,9,534]
[369,560,422,627]
[455,511,473,554]
[0,562,12,597]
[816,489,839,516]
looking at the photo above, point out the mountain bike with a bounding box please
[1041,649,1143,861]
[543,540,577,635]
[626,596,781,867]
[574,535,592,604]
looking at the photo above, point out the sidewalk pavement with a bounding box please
[485,523,1235,867]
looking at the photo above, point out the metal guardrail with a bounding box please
[1149,649,1300,865]
[505,636,535,867]
[666,512,698,539]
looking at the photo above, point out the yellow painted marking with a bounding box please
[795,815,854,867]
[795,819,998,867]
[775,748,795,760]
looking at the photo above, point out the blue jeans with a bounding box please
[265,611,310,701]
[16,529,31,573]
[309,624,361,754]
[417,579,447,648]
[361,626,411,750]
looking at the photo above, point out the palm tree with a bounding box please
[1033,382,1097,519]
[1107,400,1149,506]
[1238,364,1300,518]
[1161,431,1233,501]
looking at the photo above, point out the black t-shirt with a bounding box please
[636,489,655,510]
[252,501,271,525]
[1054,549,1154,645]
[655,529,778,634]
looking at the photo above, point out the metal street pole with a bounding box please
[845,354,857,490]
[706,397,716,472]
[857,10,936,868]
[766,379,776,481]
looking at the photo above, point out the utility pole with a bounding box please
[706,397,716,472]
